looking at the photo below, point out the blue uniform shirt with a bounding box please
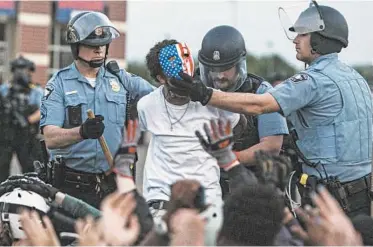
[40,63,154,173]
[0,83,43,106]
[268,53,372,182]
[256,81,289,138]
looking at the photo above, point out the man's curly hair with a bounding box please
[145,39,178,82]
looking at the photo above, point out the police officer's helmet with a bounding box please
[10,56,35,73]
[66,11,120,59]
[290,4,348,54]
[198,25,248,92]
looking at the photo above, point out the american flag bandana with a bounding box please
[159,42,195,80]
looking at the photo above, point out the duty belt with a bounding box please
[64,167,116,195]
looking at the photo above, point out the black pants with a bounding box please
[0,135,42,182]
[57,168,117,209]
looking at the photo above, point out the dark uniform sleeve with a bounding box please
[268,74,319,117]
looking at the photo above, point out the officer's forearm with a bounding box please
[27,110,40,124]
[43,125,82,149]
[236,135,283,164]
[209,91,280,115]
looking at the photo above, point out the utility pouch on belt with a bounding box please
[326,177,350,212]
[50,155,66,188]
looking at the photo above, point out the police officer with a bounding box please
[0,56,44,183]
[40,11,153,208]
[170,3,372,217]
[196,25,288,196]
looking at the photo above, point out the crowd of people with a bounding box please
[0,0,372,246]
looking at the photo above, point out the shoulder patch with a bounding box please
[43,85,54,100]
[290,74,309,83]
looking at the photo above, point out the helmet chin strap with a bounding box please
[77,56,104,68]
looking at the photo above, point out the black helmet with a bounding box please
[66,11,120,67]
[10,56,35,73]
[289,3,348,54]
[198,25,247,92]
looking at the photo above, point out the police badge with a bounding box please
[110,79,120,92]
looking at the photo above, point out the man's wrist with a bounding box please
[221,159,240,171]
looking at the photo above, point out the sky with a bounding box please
[125,0,373,69]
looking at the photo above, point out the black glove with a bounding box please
[0,179,28,196]
[0,176,39,197]
[169,72,213,105]
[20,181,59,200]
[79,115,105,139]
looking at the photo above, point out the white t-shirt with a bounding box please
[137,86,240,204]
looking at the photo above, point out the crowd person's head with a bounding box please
[218,184,285,245]
[10,56,35,88]
[0,188,50,245]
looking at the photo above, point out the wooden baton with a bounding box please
[87,109,113,175]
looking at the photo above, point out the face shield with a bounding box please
[67,12,120,44]
[278,0,325,40]
[199,57,247,92]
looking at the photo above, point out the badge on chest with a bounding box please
[110,79,120,92]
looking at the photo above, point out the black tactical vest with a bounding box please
[232,73,264,151]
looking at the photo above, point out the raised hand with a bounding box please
[254,151,293,190]
[196,119,238,169]
[291,186,362,246]
[75,216,106,246]
[20,210,60,246]
[113,119,141,179]
[100,192,140,246]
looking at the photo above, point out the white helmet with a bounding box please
[0,188,50,239]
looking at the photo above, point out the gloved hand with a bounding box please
[195,119,238,169]
[254,151,293,190]
[169,72,213,106]
[0,179,29,196]
[79,115,105,139]
[20,180,59,200]
[0,174,45,197]
[113,119,141,179]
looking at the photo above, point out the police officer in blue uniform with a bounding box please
[40,11,153,208]
[0,56,44,182]
[196,25,288,197]
[170,3,372,217]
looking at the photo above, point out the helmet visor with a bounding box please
[70,12,120,43]
[200,58,247,92]
[279,1,325,40]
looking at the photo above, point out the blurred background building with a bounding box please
[0,1,127,86]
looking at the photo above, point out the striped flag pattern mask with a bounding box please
[159,42,195,80]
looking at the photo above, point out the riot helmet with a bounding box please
[10,56,35,73]
[283,1,348,54]
[198,25,247,92]
[66,11,120,68]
